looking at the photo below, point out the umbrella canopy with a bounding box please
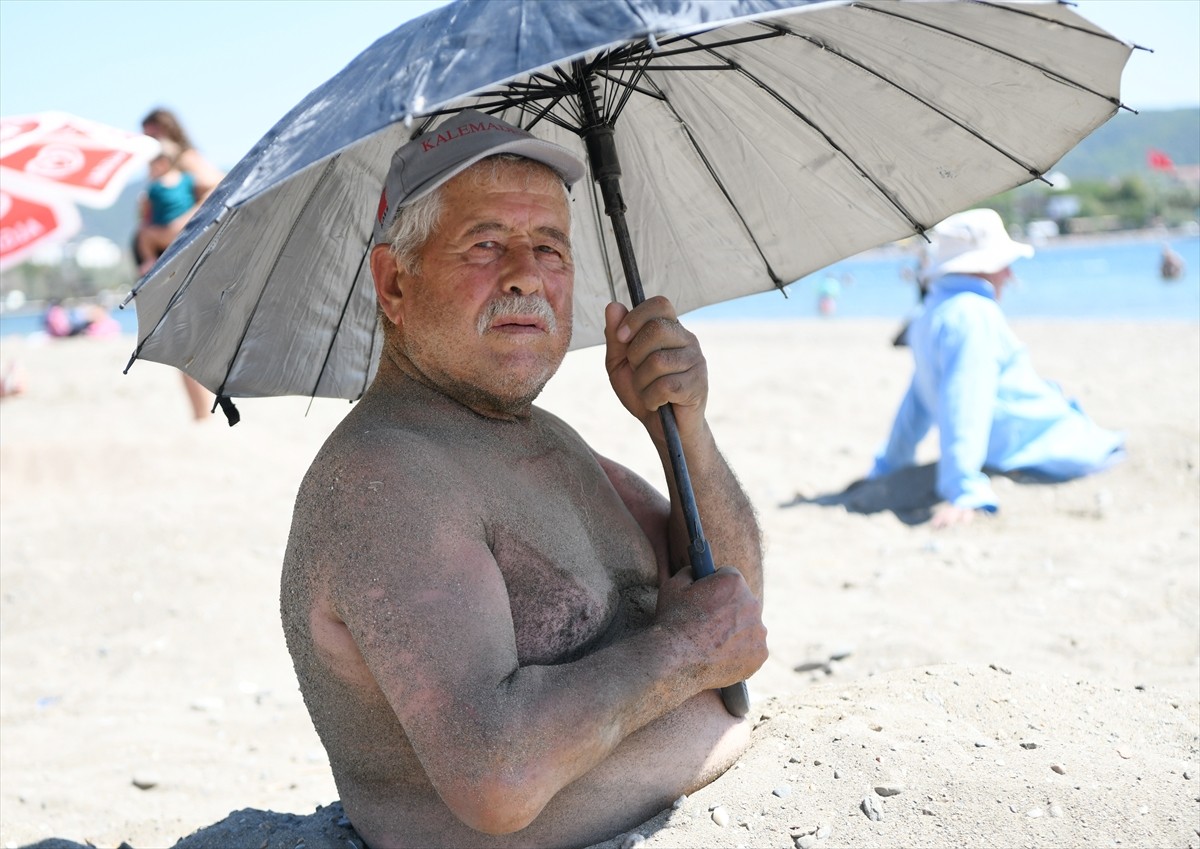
[0,185,81,271]
[126,0,1133,403]
[0,112,159,270]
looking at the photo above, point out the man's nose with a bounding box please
[499,246,544,295]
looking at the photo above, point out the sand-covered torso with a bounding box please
[280,373,748,848]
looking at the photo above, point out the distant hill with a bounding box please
[1054,107,1199,180]
[71,108,1198,248]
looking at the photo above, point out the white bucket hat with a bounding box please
[373,109,587,245]
[924,208,1034,280]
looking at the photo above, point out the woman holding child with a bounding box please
[135,108,225,420]
[135,107,223,274]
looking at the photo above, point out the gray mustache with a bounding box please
[478,295,557,335]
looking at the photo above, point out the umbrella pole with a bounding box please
[581,114,750,718]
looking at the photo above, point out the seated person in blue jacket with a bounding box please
[869,208,1124,529]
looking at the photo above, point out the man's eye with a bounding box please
[474,240,499,250]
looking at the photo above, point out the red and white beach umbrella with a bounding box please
[0,185,81,271]
[0,111,160,270]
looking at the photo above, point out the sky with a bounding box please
[0,0,1197,172]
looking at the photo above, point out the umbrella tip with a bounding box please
[215,395,241,426]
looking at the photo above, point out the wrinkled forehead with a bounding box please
[442,157,573,228]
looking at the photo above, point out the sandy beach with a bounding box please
[1,317,1196,849]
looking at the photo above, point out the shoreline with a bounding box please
[840,222,1200,259]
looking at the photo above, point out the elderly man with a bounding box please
[869,208,1124,529]
[281,110,767,849]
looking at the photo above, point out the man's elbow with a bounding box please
[445,774,553,835]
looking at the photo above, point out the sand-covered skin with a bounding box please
[1,319,1196,849]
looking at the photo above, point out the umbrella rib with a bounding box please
[523,101,586,136]
[607,53,657,121]
[641,74,786,289]
[453,88,576,117]
[851,2,1125,110]
[607,64,735,72]
[968,0,1139,52]
[607,29,782,63]
[761,23,1045,180]
[467,90,572,112]
[689,37,930,235]
[214,155,342,399]
[124,210,227,366]
[498,79,571,93]
[307,242,374,401]
[511,94,568,134]
[551,65,588,127]
[474,69,577,101]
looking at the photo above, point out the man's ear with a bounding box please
[371,243,407,327]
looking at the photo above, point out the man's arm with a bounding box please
[324,438,765,836]
[868,380,933,480]
[603,298,762,598]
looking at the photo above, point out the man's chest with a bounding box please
[484,449,658,666]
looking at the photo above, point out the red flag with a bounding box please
[1147,148,1175,171]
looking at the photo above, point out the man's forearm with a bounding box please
[451,599,755,834]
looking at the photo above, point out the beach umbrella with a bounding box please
[124,0,1137,401]
[0,112,159,270]
[0,185,81,271]
[124,0,1134,715]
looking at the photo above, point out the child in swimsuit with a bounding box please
[136,139,196,276]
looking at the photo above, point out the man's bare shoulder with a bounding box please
[289,404,487,563]
[308,404,464,485]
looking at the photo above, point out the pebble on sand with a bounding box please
[711,806,731,827]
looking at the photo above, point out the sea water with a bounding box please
[1,233,1197,338]
[687,232,1200,323]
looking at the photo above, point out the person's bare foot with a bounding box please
[0,362,27,398]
